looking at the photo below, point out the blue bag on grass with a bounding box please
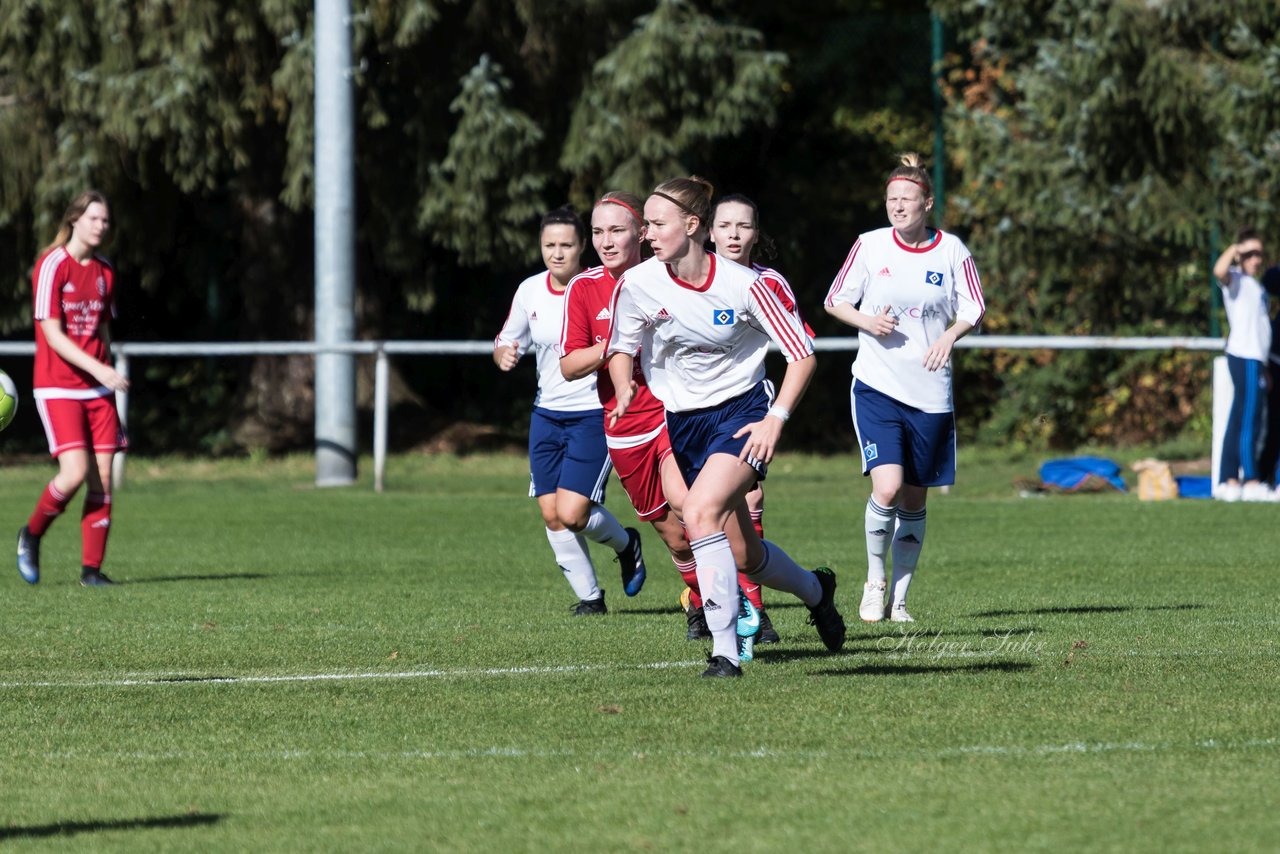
[1175,475,1213,499]
[1039,457,1127,493]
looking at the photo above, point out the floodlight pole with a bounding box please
[314,0,357,486]
[931,11,946,228]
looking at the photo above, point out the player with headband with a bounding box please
[607,175,846,677]
[824,152,985,622]
[560,191,700,634]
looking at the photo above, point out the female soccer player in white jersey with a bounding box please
[494,206,645,616]
[607,176,846,677]
[824,153,985,623]
[17,190,129,587]
[708,193,815,645]
[560,191,704,631]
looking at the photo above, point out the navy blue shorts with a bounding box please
[851,379,956,487]
[666,383,772,485]
[528,407,611,500]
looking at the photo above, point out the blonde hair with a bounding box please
[886,153,932,197]
[41,190,110,259]
[651,176,715,233]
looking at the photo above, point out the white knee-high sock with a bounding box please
[546,527,600,601]
[748,540,822,607]
[890,507,926,607]
[865,498,898,584]
[690,532,739,664]
[581,504,629,551]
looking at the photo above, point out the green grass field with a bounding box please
[1,449,1277,852]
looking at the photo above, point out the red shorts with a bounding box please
[35,394,128,458]
[607,424,675,522]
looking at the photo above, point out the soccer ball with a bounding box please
[0,369,18,431]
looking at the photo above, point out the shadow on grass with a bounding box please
[126,573,271,584]
[970,604,1205,618]
[814,661,1036,677]
[0,812,223,840]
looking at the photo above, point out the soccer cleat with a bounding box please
[757,608,781,644]
[737,587,761,663]
[1215,482,1242,502]
[889,603,914,623]
[700,655,743,678]
[686,605,710,640]
[17,526,40,584]
[859,580,887,622]
[80,568,116,587]
[572,591,607,616]
[737,588,761,638]
[806,567,846,652]
[617,527,647,597]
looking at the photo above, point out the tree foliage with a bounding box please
[934,0,1280,446]
[0,1,944,453]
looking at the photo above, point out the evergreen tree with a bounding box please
[933,0,1280,445]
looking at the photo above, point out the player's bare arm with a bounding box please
[560,341,607,381]
[38,318,129,391]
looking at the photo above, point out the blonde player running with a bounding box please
[495,207,646,616]
[824,153,985,622]
[608,176,846,677]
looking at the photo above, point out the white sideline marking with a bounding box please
[22,737,1279,764]
[0,660,705,689]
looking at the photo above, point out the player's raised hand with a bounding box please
[495,343,520,371]
[868,305,898,338]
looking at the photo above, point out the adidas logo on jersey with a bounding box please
[655,308,672,320]
[877,267,892,277]
[595,307,611,321]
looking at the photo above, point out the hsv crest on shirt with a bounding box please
[608,252,814,413]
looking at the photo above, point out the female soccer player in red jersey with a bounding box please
[824,153,985,623]
[560,192,702,632]
[495,206,645,616]
[607,177,846,677]
[17,190,129,587]
[707,194,815,645]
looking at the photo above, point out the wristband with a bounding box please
[767,404,791,422]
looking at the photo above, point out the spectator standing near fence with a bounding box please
[1211,230,1279,502]
[824,153,985,622]
[17,190,129,587]
[494,206,646,616]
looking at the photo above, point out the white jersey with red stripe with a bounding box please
[752,262,814,336]
[607,252,814,413]
[825,227,984,413]
[495,270,600,412]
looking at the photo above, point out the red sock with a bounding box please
[738,572,764,610]
[28,482,73,536]
[750,511,764,540]
[675,558,702,608]
[81,492,112,570]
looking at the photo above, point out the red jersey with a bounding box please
[33,246,116,396]
[561,265,665,438]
